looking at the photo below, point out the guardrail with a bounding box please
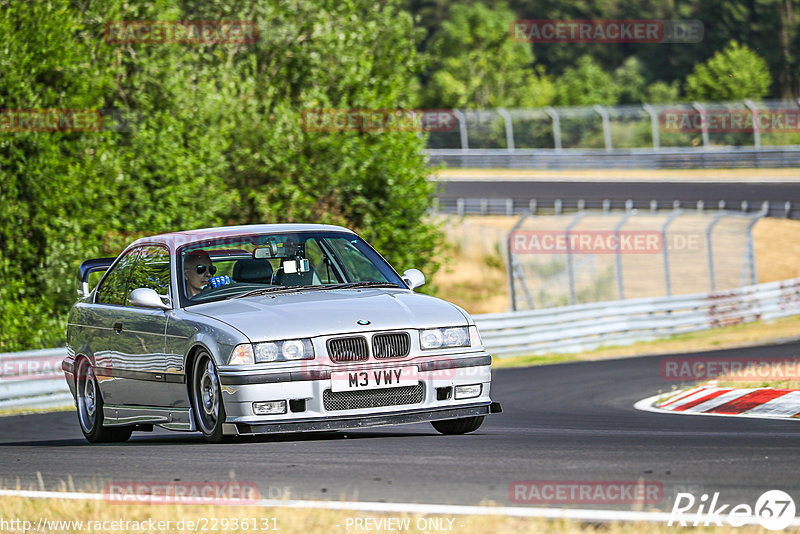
[435,198,797,219]
[2,277,800,409]
[427,147,800,169]
[0,348,71,410]
[474,278,800,356]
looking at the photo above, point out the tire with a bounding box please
[190,350,228,443]
[75,358,132,443]
[431,416,485,435]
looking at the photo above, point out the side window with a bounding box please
[127,245,171,305]
[95,248,140,305]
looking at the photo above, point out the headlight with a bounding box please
[420,327,470,350]
[254,339,314,363]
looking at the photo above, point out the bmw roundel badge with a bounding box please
[357,319,371,325]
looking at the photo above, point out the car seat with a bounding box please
[273,259,320,286]
[232,258,274,284]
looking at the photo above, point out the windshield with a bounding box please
[178,231,405,305]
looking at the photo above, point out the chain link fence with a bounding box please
[426,100,800,150]
[504,208,765,310]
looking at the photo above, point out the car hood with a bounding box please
[185,288,470,342]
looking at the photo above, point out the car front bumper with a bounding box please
[230,402,502,435]
[217,353,498,434]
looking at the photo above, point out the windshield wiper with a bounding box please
[322,282,400,290]
[227,285,321,300]
[227,282,398,300]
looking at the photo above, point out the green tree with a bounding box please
[685,40,772,101]
[0,0,441,350]
[554,55,618,106]
[644,81,681,104]
[421,2,554,108]
[613,56,647,104]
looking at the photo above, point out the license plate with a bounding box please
[330,366,418,392]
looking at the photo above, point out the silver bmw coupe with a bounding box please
[64,224,501,443]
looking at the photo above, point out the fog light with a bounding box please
[252,400,287,415]
[454,384,482,400]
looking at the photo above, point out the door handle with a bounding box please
[113,322,123,334]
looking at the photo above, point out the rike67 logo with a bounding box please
[669,490,796,530]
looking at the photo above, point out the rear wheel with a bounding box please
[191,350,228,443]
[431,416,485,435]
[75,358,131,443]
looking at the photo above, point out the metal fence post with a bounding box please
[594,105,612,151]
[544,106,562,150]
[744,99,761,149]
[742,203,769,285]
[692,102,710,149]
[706,212,726,291]
[642,104,660,149]
[661,209,683,296]
[614,202,635,300]
[507,212,532,311]
[453,110,469,151]
[565,212,587,305]
[497,108,515,152]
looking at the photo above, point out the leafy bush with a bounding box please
[0,0,440,350]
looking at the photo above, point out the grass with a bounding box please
[492,314,800,369]
[0,494,781,533]
[714,378,800,389]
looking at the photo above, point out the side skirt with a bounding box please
[103,405,194,431]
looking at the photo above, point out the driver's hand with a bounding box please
[206,275,232,289]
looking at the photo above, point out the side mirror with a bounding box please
[129,288,170,310]
[402,269,425,290]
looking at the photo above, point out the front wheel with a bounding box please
[191,351,228,443]
[75,358,131,443]
[431,416,485,435]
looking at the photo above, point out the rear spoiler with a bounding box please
[78,257,116,297]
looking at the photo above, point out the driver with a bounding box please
[183,249,230,297]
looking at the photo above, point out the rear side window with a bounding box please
[95,248,140,305]
[127,245,171,304]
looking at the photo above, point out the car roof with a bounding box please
[130,224,356,251]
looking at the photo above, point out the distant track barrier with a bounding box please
[0,348,71,410]
[474,278,800,356]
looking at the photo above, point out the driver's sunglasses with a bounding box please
[195,264,217,275]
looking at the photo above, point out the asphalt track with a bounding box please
[1,342,799,511]
[436,181,800,216]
